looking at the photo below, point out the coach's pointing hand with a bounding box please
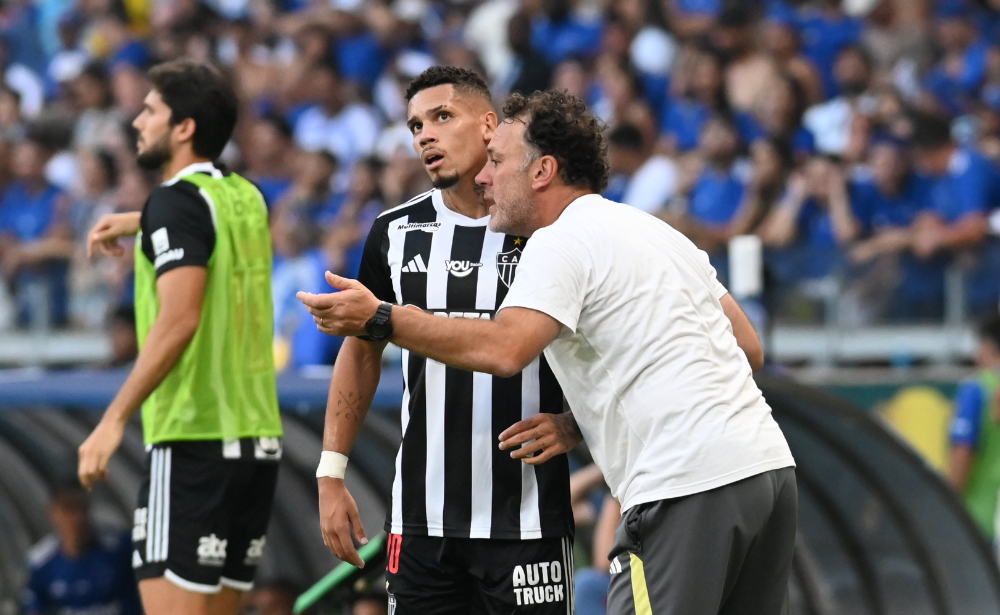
[298,272,381,337]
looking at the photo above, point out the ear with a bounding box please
[172,118,197,145]
[530,155,559,191]
[483,111,498,142]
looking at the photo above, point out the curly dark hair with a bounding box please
[502,90,609,193]
[405,66,492,104]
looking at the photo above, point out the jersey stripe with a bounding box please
[390,348,411,534]
[398,206,436,534]
[442,226,486,534]
[470,230,505,537]
[519,358,542,539]
[386,216,408,304]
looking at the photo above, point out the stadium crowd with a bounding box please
[1,0,1000,370]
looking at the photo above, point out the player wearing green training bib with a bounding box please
[78,60,280,615]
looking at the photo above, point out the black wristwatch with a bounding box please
[363,301,394,341]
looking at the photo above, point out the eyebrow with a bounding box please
[406,104,450,129]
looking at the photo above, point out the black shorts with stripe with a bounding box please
[131,438,281,593]
[384,534,575,615]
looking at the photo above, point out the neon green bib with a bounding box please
[962,370,1000,539]
[134,171,282,444]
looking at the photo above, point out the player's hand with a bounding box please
[318,477,368,567]
[77,418,126,490]
[499,412,584,465]
[87,212,142,258]
[297,271,381,337]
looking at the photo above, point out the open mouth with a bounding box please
[424,152,445,169]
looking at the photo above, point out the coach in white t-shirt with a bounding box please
[299,90,797,615]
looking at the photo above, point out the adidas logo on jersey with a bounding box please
[609,557,623,574]
[197,534,227,567]
[445,260,483,277]
[401,255,427,273]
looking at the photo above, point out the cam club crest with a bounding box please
[496,247,521,288]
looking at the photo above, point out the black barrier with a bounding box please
[759,373,1000,615]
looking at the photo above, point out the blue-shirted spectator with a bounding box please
[335,29,387,91]
[910,111,1000,314]
[803,44,874,161]
[666,116,753,283]
[795,0,863,98]
[948,316,1000,540]
[530,0,603,67]
[667,0,721,41]
[291,62,382,191]
[924,0,989,116]
[0,137,73,328]
[659,47,729,153]
[761,156,865,282]
[246,112,296,209]
[23,482,142,615]
[739,73,815,159]
[605,123,679,214]
[846,138,942,321]
[711,4,781,113]
[761,8,824,106]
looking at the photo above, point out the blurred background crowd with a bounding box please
[2,0,1000,370]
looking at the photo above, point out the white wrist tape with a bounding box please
[316,451,349,479]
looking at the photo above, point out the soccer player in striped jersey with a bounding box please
[314,67,578,614]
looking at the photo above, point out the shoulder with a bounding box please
[147,181,208,209]
[26,535,59,569]
[376,190,435,222]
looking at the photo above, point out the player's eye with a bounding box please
[410,123,421,134]
[439,112,450,121]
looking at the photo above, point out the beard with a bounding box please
[430,168,460,189]
[136,133,173,170]
[488,190,534,236]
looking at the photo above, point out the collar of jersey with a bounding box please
[162,161,223,186]
[431,189,490,226]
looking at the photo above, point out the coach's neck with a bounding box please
[528,183,593,235]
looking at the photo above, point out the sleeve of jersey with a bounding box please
[950,380,985,448]
[142,185,216,277]
[499,230,587,338]
[356,217,396,303]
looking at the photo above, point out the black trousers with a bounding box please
[606,467,798,615]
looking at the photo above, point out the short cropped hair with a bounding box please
[405,66,492,105]
[502,90,609,193]
[910,110,953,151]
[146,60,238,160]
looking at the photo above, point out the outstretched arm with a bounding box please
[299,272,562,378]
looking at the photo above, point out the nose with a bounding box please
[475,161,492,187]
[418,127,436,149]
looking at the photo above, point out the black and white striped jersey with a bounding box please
[358,189,573,540]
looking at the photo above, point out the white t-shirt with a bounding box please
[499,194,795,511]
